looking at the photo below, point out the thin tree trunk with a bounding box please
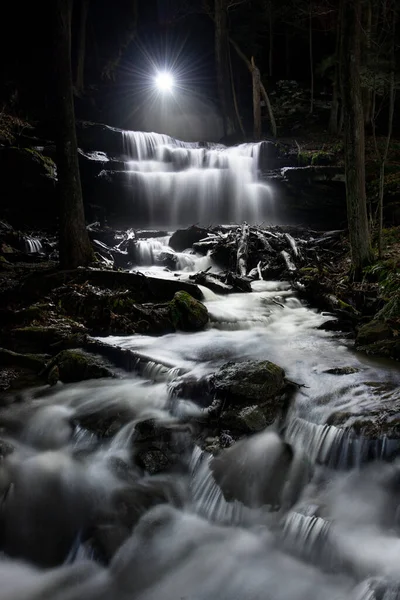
[362,0,373,125]
[51,0,93,269]
[229,37,277,137]
[215,0,235,136]
[252,57,262,139]
[285,27,291,79]
[341,0,373,277]
[329,0,343,133]
[228,44,245,138]
[75,0,90,94]
[377,8,396,258]
[268,0,273,76]
[309,1,314,114]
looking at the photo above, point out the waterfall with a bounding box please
[24,236,43,253]
[118,131,274,227]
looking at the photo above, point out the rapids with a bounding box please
[1,236,400,600]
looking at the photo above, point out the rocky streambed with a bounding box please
[0,223,400,599]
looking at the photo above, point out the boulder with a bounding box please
[169,226,210,252]
[209,360,290,435]
[211,360,286,405]
[0,347,48,372]
[169,291,209,332]
[45,349,114,384]
[356,320,393,345]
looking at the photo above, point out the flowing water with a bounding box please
[1,132,400,599]
[121,131,274,227]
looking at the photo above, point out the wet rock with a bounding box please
[133,418,193,474]
[211,360,286,405]
[169,291,209,332]
[21,268,203,303]
[356,320,393,345]
[45,349,114,383]
[0,439,14,458]
[136,449,171,474]
[208,360,290,435]
[323,366,360,375]
[357,339,400,361]
[169,226,210,252]
[218,405,268,434]
[5,324,87,354]
[210,430,295,508]
[0,347,48,372]
[327,382,400,442]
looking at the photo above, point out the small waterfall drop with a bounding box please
[120,131,274,227]
[24,236,43,253]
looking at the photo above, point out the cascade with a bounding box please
[24,236,43,253]
[120,130,274,227]
[1,225,400,600]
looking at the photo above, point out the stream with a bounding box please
[1,130,400,599]
[1,237,400,600]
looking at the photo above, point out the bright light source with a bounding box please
[155,71,174,92]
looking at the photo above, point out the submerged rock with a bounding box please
[327,381,400,444]
[323,366,360,375]
[169,291,209,332]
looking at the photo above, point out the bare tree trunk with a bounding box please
[75,0,90,95]
[252,57,262,139]
[268,0,273,76]
[215,0,236,136]
[309,1,314,114]
[341,0,373,276]
[362,0,373,125]
[285,27,291,78]
[377,8,396,258]
[229,37,277,138]
[51,0,94,269]
[228,45,245,138]
[329,0,343,133]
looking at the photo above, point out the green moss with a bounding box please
[297,150,336,166]
[169,291,209,332]
[356,320,393,345]
[0,347,48,371]
[52,349,114,383]
[20,147,57,178]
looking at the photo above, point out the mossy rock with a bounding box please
[357,339,400,361]
[0,347,49,372]
[9,325,86,354]
[211,360,286,405]
[220,405,268,434]
[47,349,114,383]
[376,296,400,321]
[356,320,393,345]
[169,291,209,332]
